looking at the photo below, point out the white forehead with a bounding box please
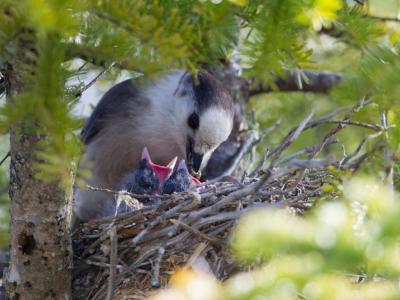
[198,107,232,148]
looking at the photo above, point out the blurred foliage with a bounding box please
[152,177,400,299]
[0,0,400,296]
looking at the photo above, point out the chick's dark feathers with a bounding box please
[122,159,160,195]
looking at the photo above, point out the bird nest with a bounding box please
[72,100,383,299]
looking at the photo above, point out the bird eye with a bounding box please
[187,113,199,130]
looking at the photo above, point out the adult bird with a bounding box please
[74,71,234,222]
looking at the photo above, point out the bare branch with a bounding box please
[106,227,117,300]
[211,130,257,181]
[75,62,115,99]
[170,219,220,246]
[0,151,10,166]
[249,71,342,96]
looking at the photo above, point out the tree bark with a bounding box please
[2,34,72,300]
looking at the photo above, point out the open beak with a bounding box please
[141,147,177,183]
[177,159,201,185]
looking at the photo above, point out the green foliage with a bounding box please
[335,5,386,48]
[74,0,240,74]
[153,178,400,299]
[333,46,400,110]
[1,0,400,295]
[241,0,342,84]
[228,177,400,299]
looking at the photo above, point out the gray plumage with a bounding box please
[162,159,193,194]
[121,158,160,195]
[74,71,234,222]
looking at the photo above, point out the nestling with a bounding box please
[120,147,176,195]
[162,159,201,194]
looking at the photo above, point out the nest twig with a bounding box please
[72,100,386,299]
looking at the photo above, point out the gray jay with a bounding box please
[74,71,234,222]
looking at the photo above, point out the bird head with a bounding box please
[141,70,234,178]
[140,147,176,184]
[179,72,234,177]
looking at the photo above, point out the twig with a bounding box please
[251,119,282,148]
[249,149,270,177]
[277,139,337,165]
[78,61,88,72]
[0,151,10,166]
[249,71,342,95]
[170,219,220,246]
[322,120,384,131]
[211,130,257,181]
[75,62,115,98]
[268,111,315,162]
[86,184,172,199]
[340,138,366,167]
[106,227,117,300]
[150,222,181,288]
[131,196,199,247]
[185,242,209,269]
[151,242,165,288]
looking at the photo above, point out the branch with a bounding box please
[249,70,342,96]
[106,227,117,300]
[351,1,400,23]
[211,130,257,182]
[75,62,115,99]
[0,151,10,166]
[64,43,145,74]
[368,15,400,22]
[0,73,7,96]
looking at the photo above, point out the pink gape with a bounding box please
[141,147,201,186]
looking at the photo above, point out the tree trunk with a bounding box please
[3,35,72,300]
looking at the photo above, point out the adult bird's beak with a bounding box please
[141,147,177,183]
[186,137,203,177]
[189,152,203,174]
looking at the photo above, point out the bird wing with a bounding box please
[81,79,142,144]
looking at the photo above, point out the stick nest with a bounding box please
[72,101,384,299]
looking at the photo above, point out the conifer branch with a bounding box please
[248,70,343,95]
[64,43,144,74]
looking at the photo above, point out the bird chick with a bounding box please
[116,148,176,213]
[121,147,176,195]
[162,159,201,194]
